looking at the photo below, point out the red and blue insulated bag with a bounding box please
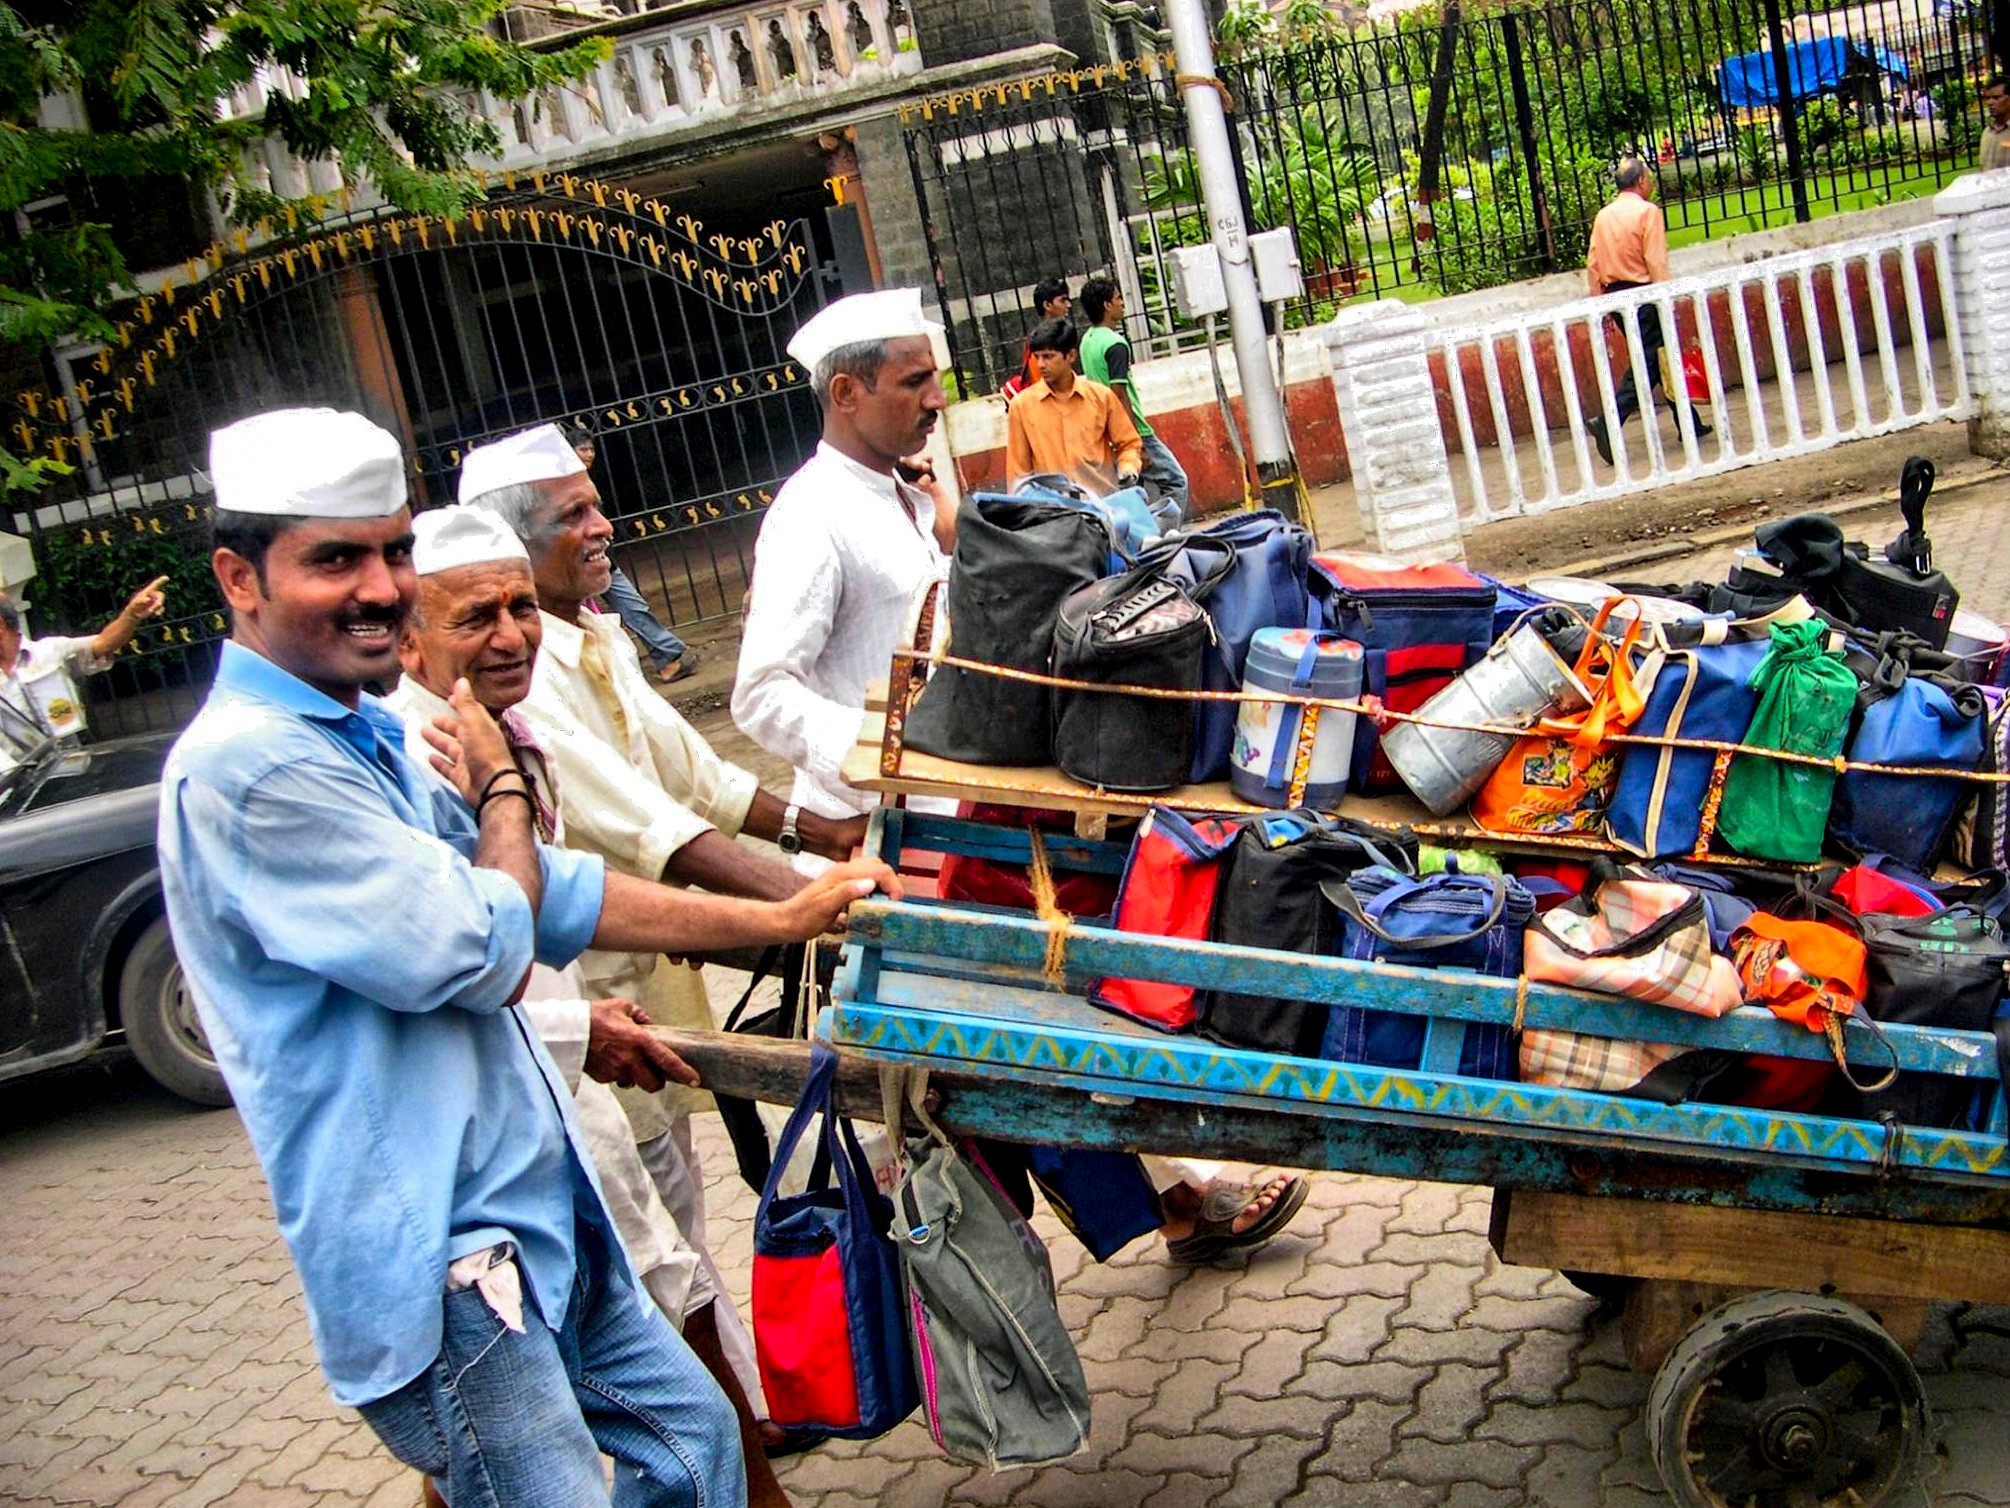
[1605,623,1773,858]
[1140,511,1315,782]
[752,1044,917,1440]
[1090,806,1250,1031]
[1829,673,1988,873]
[1308,554,1493,792]
[1322,862,1535,1080]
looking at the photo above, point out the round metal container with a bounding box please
[1945,608,2008,686]
[1525,576,1704,628]
[1381,620,1590,817]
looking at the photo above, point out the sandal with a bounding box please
[1164,1174,1308,1264]
[657,650,700,684]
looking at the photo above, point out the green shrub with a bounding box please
[1934,80,1983,156]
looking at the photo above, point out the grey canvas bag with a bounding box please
[878,1068,1091,1471]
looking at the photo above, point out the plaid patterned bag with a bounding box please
[1518,1030,1689,1093]
[1523,870,1743,1015]
[1519,865,1740,1094]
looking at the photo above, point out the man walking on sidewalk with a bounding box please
[1584,157,1708,466]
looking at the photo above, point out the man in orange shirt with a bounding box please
[1584,157,1707,464]
[1004,318,1144,494]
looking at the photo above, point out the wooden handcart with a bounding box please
[672,681,2010,1508]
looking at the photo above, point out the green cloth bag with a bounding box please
[1717,620,1857,862]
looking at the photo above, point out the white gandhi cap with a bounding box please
[457,423,586,505]
[412,506,531,576]
[785,288,948,372]
[208,408,408,518]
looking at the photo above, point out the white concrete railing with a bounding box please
[1431,219,1972,527]
[221,0,922,178]
[483,0,922,162]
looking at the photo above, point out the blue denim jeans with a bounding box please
[1137,431,1190,511]
[357,1229,744,1508]
[604,567,689,671]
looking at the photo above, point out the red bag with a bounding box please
[938,804,1119,918]
[1089,807,1247,1031]
[1682,347,1712,405]
[1830,863,1940,919]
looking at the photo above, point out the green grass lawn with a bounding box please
[1304,161,1955,322]
[1661,166,1950,247]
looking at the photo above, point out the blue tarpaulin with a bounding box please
[1717,36,1910,109]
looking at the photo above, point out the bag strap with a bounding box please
[1833,1012,1902,1095]
[722,944,787,1033]
[757,1042,841,1220]
[1322,872,1509,950]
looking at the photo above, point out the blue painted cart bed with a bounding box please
[808,804,2010,1508]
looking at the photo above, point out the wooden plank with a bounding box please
[1494,1189,2010,1305]
[654,1028,2010,1225]
[833,993,2007,1183]
[851,687,1810,869]
[854,901,2002,1078]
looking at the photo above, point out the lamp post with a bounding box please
[1163,0,1302,520]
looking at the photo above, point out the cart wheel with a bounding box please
[1647,1290,1928,1508]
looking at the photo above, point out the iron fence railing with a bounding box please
[903,0,1996,394]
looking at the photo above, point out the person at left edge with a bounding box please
[157,407,898,1508]
[0,575,169,767]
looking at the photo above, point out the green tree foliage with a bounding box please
[1142,118,1382,276]
[0,0,608,489]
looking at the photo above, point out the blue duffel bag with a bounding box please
[1606,622,1774,858]
[1136,510,1316,783]
[1830,671,1988,872]
[1320,862,1535,1081]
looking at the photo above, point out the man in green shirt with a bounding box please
[1078,274,1189,510]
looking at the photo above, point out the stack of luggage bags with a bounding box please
[890,461,2010,1136]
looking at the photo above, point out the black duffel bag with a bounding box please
[1198,816,1416,1057]
[1845,906,2010,1130]
[1051,549,1231,791]
[1832,455,1959,651]
[906,495,1112,766]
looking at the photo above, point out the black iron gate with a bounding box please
[6,173,839,737]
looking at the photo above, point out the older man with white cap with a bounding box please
[731,287,954,832]
[159,407,896,1507]
[457,423,865,1429]
[384,505,793,1508]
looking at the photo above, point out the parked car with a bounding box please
[0,732,227,1106]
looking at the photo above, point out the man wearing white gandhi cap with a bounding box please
[736,298,1310,1262]
[731,287,956,834]
[158,407,896,1505]
[457,420,868,1451]
[384,504,793,1508]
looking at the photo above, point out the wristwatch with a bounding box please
[777,803,805,856]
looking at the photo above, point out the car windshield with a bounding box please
[0,737,81,815]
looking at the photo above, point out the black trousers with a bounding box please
[1605,281,1665,427]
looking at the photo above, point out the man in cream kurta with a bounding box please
[461,425,867,1437]
[386,670,709,1332]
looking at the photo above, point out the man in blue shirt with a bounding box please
[160,407,895,1508]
